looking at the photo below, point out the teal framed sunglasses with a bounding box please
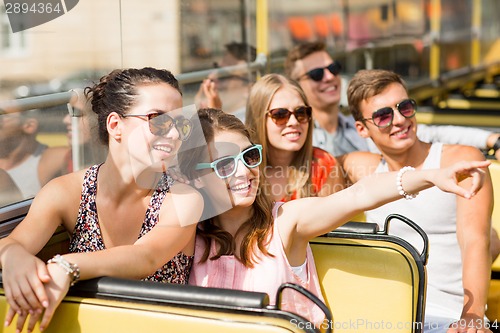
[196,144,263,179]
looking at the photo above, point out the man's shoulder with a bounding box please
[39,145,71,184]
[339,151,381,182]
[441,144,485,165]
[343,151,381,166]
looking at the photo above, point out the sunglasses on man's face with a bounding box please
[195,144,263,179]
[266,106,312,126]
[362,98,417,128]
[123,112,193,141]
[299,61,342,82]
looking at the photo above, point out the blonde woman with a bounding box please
[246,74,344,202]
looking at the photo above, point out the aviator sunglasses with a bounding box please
[122,112,193,141]
[298,61,342,82]
[362,98,417,128]
[196,144,263,179]
[266,105,312,126]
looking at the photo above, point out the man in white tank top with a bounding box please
[0,108,70,200]
[340,69,493,332]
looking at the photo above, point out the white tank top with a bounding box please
[7,143,47,199]
[365,142,463,320]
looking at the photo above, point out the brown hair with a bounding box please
[245,74,314,200]
[284,41,327,79]
[347,69,407,121]
[224,42,257,62]
[177,108,274,268]
[85,67,181,145]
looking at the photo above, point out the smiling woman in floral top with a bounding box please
[0,67,202,333]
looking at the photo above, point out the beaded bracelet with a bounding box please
[396,166,419,200]
[47,254,80,286]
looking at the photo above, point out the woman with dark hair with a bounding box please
[179,108,489,326]
[0,67,202,332]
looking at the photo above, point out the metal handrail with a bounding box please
[0,90,77,113]
[176,53,267,85]
[408,62,500,103]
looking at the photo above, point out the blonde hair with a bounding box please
[245,74,314,200]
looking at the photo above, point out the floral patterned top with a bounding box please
[69,164,193,284]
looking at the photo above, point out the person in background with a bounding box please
[245,73,344,202]
[0,67,202,333]
[178,107,489,327]
[284,41,500,159]
[0,108,69,199]
[64,90,107,172]
[341,69,492,332]
[195,41,257,121]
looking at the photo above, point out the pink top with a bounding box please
[189,202,325,325]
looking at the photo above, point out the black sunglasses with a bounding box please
[122,112,193,141]
[266,106,312,126]
[298,61,342,82]
[195,145,263,179]
[362,99,417,128]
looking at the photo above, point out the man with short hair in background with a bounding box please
[284,40,500,158]
[0,107,69,198]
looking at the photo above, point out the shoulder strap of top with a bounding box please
[140,173,173,234]
[80,164,100,200]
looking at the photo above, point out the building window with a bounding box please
[0,5,27,56]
